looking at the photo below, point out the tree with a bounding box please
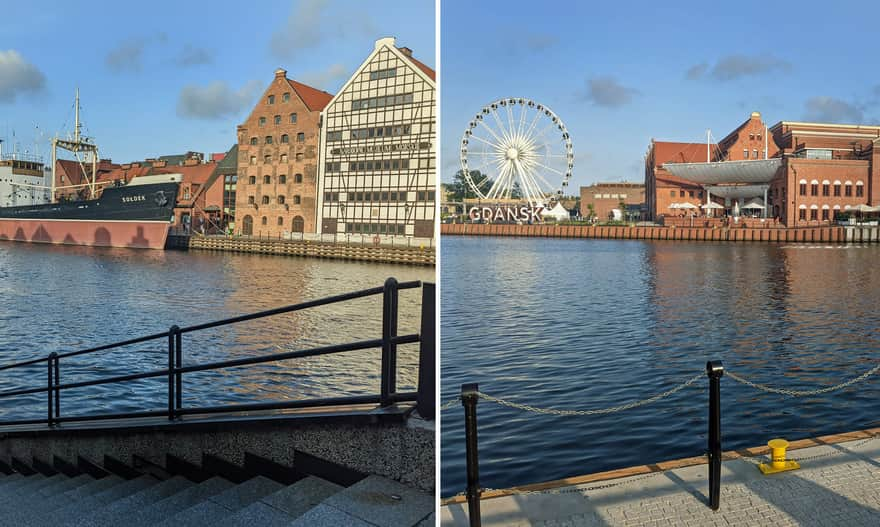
[510,181,523,200]
[587,203,595,220]
[447,169,494,202]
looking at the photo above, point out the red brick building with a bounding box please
[235,69,332,236]
[645,112,880,226]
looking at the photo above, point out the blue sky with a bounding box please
[0,0,435,163]
[441,0,880,190]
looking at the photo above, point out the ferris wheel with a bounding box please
[460,98,573,207]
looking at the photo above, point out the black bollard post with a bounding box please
[707,360,723,510]
[462,383,481,527]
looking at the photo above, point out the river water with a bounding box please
[440,236,880,497]
[0,243,433,422]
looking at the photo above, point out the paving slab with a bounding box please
[218,476,342,526]
[153,476,284,527]
[441,435,880,526]
[323,474,435,527]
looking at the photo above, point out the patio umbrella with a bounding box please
[741,202,764,210]
[668,203,681,209]
[701,202,724,209]
[678,202,699,210]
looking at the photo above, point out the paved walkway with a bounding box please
[441,435,880,526]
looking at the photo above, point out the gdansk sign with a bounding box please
[468,205,544,223]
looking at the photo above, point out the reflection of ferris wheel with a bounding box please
[460,98,573,207]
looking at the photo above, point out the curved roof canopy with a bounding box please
[705,184,769,199]
[662,159,781,184]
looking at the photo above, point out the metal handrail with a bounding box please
[0,278,436,427]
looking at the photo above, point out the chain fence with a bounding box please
[726,361,880,397]
[440,372,703,416]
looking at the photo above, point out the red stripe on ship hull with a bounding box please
[0,219,169,249]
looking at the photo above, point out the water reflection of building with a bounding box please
[646,113,880,226]
[316,38,436,238]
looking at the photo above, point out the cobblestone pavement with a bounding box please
[441,437,880,526]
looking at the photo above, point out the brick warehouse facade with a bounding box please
[316,37,436,238]
[235,69,332,236]
[645,113,880,226]
[580,182,645,221]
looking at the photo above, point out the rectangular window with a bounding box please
[753,149,758,159]
[799,183,806,196]
[799,208,806,220]
[290,113,297,124]
[274,115,281,125]
[833,184,841,197]
[821,209,829,221]
[856,185,864,197]
[811,184,818,196]
[670,191,675,197]
[845,185,852,197]
[679,190,685,197]
[743,149,749,159]
[810,209,818,221]
[369,68,397,80]
[259,117,266,127]
[805,149,832,159]
[327,131,342,142]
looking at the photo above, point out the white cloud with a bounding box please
[176,80,261,120]
[301,63,350,91]
[0,50,46,103]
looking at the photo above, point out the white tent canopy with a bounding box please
[678,202,699,210]
[701,202,724,209]
[541,202,570,221]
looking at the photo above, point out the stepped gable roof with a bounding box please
[287,79,333,111]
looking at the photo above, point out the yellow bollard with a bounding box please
[758,438,800,475]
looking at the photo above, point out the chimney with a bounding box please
[274,68,287,79]
[399,47,413,57]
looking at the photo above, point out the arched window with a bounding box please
[799,179,807,196]
[295,153,303,161]
[845,181,853,197]
[809,204,818,221]
[821,180,830,197]
[265,136,273,144]
[282,92,290,102]
[248,195,255,204]
[293,195,301,204]
[810,180,819,196]
[296,132,305,142]
[821,204,830,221]
[263,175,271,184]
[242,215,253,235]
[833,180,841,197]
[856,181,864,197]
[248,176,256,184]
[280,154,288,163]
[261,216,267,225]
[289,113,297,123]
[250,137,257,145]
[294,173,303,183]
[292,216,304,233]
[281,134,289,143]
[277,216,284,226]
[262,196,270,205]
[278,195,286,204]
[274,115,281,125]
[279,174,287,184]
[798,204,807,221]
[264,155,271,164]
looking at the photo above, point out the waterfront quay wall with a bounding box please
[0,414,435,492]
[167,234,435,265]
[441,223,880,243]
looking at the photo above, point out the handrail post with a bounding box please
[462,383,481,527]
[175,330,183,412]
[707,360,724,510]
[47,354,56,427]
[416,283,435,419]
[168,326,179,420]
[380,277,399,406]
[54,354,60,422]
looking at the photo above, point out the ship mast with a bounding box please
[51,88,99,201]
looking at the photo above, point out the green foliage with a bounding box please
[446,169,495,202]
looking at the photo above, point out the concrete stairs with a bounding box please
[0,455,434,526]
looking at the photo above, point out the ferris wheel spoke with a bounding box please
[490,108,512,144]
[506,104,517,144]
[476,119,508,149]
[517,103,528,139]
[469,132,504,151]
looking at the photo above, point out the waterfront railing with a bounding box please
[448,358,880,526]
[0,277,435,428]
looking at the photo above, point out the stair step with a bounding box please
[127,477,235,527]
[288,504,374,526]
[154,476,284,527]
[61,476,194,527]
[0,474,50,502]
[310,475,434,527]
[220,476,343,526]
[0,475,95,525]
[1,476,121,527]
[30,475,159,527]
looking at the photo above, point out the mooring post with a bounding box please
[462,382,481,527]
[380,277,399,406]
[416,283,436,420]
[707,360,724,510]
